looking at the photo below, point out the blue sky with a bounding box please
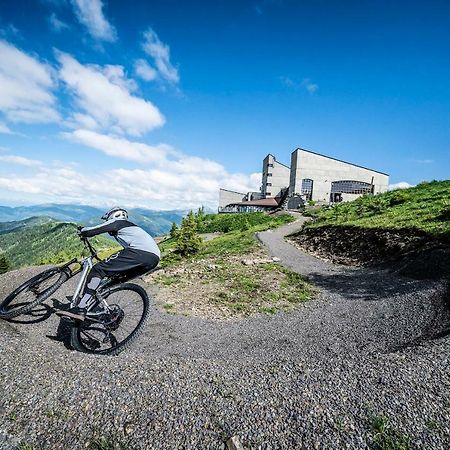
[0,0,449,209]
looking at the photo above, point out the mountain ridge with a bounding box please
[0,203,189,237]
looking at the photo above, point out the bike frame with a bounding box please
[66,236,112,314]
[69,255,94,308]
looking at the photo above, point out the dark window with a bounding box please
[266,192,272,196]
[267,172,272,177]
[266,182,272,186]
[267,163,274,167]
[330,180,372,195]
[301,179,314,201]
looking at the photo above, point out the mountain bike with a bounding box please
[0,235,151,355]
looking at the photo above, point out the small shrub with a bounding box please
[387,191,408,206]
[174,211,202,256]
[169,222,179,239]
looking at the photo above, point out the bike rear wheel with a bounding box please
[0,268,68,319]
[70,283,150,355]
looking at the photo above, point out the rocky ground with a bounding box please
[0,218,449,449]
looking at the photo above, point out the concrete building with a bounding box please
[218,189,264,212]
[218,189,246,210]
[218,148,389,212]
[261,154,291,198]
[289,148,389,203]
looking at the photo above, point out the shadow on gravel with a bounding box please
[4,297,74,349]
[309,267,450,349]
[307,268,428,300]
[46,298,73,349]
[389,282,450,351]
[47,319,73,350]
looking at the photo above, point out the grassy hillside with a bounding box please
[160,212,295,266]
[304,180,450,238]
[0,218,119,269]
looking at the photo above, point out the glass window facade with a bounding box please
[301,179,314,201]
[330,180,373,195]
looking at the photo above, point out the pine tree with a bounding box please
[175,211,202,256]
[0,253,10,275]
[169,222,179,239]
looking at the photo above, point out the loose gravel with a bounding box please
[0,218,449,449]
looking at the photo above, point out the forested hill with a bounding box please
[0,204,186,237]
[0,218,119,269]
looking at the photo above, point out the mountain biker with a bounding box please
[58,207,160,321]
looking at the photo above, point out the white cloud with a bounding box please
[280,76,318,94]
[49,13,69,32]
[134,59,157,82]
[141,28,179,83]
[301,78,318,94]
[57,51,165,136]
[388,182,414,191]
[0,133,261,210]
[70,0,116,42]
[0,40,60,124]
[0,122,13,134]
[62,129,169,164]
[0,155,42,167]
[0,161,260,210]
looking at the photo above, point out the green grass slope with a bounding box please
[0,218,119,269]
[305,180,450,239]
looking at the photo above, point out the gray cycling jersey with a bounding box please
[81,219,161,259]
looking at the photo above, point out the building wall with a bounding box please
[290,149,389,202]
[219,189,246,209]
[261,154,291,198]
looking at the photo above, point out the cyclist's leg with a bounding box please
[84,248,159,300]
[77,266,104,309]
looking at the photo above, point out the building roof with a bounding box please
[294,148,389,176]
[226,198,279,207]
[265,153,290,170]
[219,188,246,195]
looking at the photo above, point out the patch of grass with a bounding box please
[306,180,450,239]
[204,258,314,316]
[159,213,295,268]
[17,444,38,450]
[155,274,179,286]
[150,212,315,318]
[370,415,411,450]
[197,211,294,233]
[87,435,129,450]
[425,419,444,434]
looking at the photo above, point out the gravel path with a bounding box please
[0,218,449,449]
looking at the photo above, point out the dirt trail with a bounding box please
[0,219,449,449]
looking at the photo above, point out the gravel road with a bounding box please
[0,217,449,449]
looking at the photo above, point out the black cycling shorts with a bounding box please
[92,247,159,281]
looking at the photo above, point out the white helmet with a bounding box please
[102,206,128,221]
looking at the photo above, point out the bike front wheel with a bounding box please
[70,283,150,355]
[0,268,69,319]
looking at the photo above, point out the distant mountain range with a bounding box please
[0,204,188,237]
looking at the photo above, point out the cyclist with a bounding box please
[58,206,160,321]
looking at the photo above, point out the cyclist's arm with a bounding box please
[80,219,124,238]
